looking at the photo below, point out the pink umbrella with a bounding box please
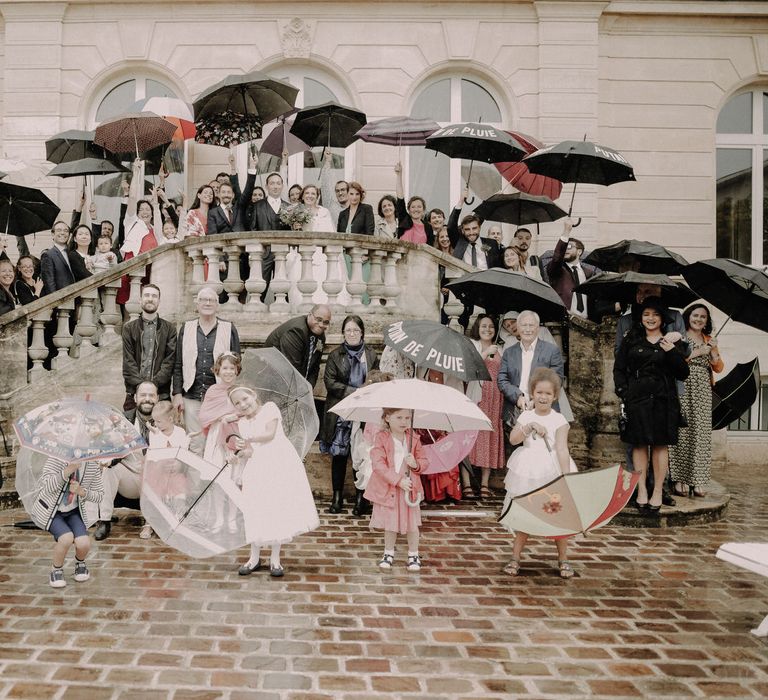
[421,430,478,475]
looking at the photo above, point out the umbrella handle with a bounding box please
[571,217,582,228]
[463,196,475,205]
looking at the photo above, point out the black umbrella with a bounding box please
[384,320,490,382]
[289,101,367,149]
[48,157,129,178]
[575,271,698,310]
[0,182,61,236]
[682,259,768,334]
[445,268,567,322]
[193,71,298,125]
[712,358,760,430]
[93,175,154,197]
[583,239,688,275]
[45,129,102,164]
[523,139,636,220]
[473,193,567,230]
[426,123,526,203]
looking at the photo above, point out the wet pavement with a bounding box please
[1,463,767,700]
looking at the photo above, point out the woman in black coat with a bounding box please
[320,314,378,515]
[336,181,375,234]
[614,297,689,512]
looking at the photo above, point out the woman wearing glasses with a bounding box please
[321,315,379,515]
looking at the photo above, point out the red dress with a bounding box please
[469,353,505,469]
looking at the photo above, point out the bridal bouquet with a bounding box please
[279,203,314,230]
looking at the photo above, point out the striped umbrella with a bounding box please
[354,116,440,146]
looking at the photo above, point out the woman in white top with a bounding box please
[375,195,398,239]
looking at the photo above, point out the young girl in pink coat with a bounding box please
[365,408,429,571]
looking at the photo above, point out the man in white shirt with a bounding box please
[40,221,75,295]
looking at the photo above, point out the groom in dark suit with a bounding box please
[40,221,76,295]
[250,171,289,294]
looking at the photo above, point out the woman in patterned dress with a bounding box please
[465,314,505,499]
[669,304,724,498]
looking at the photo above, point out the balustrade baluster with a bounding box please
[124,267,146,321]
[74,289,99,354]
[222,244,245,307]
[322,245,344,312]
[99,280,122,344]
[296,245,318,312]
[52,300,75,369]
[202,246,224,296]
[188,247,206,298]
[244,243,266,310]
[381,251,402,308]
[367,250,386,306]
[346,246,367,312]
[269,244,291,311]
[28,309,52,380]
[443,290,464,329]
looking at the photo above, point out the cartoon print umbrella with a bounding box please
[682,259,768,335]
[499,462,640,538]
[712,358,760,430]
[523,138,636,221]
[13,398,147,463]
[384,319,491,382]
[583,239,689,275]
[141,447,248,559]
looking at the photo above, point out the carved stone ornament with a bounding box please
[280,18,313,59]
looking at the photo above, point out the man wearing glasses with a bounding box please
[172,287,240,453]
[320,149,349,228]
[265,304,332,389]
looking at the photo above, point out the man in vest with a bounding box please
[172,286,240,454]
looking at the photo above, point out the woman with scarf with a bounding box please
[321,315,379,515]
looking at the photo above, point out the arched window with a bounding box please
[90,76,184,227]
[408,76,503,214]
[716,89,768,266]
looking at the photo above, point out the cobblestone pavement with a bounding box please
[1,463,767,700]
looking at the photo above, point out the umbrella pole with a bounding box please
[713,282,755,338]
[133,123,140,160]
[464,160,475,205]
[175,460,233,528]
[713,316,732,338]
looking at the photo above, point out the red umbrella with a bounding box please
[494,131,563,200]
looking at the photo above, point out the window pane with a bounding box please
[409,146,450,214]
[303,148,344,189]
[764,93,768,135]
[764,150,768,266]
[411,79,450,122]
[716,149,752,263]
[716,92,752,134]
[95,80,136,122]
[728,408,751,431]
[146,79,177,100]
[304,77,336,106]
[461,80,501,122]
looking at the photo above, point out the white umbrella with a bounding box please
[330,379,492,432]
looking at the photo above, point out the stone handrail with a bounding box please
[0,231,474,397]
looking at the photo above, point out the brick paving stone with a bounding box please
[5,684,60,700]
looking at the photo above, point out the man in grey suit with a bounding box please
[497,310,565,423]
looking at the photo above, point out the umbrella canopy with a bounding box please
[48,157,129,178]
[384,320,491,382]
[712,358,760,430]
[494,131,563,200]
[425,123,527,164]
[94,112,178,158]
[13,398,147,462]
[290,101,367,149]
[195,110,263,148]
[473,192,567,226]
[237,347,319,459]
[574,271,699,310]
[260,112,309,157]
[499,463,640,538]
[446,268,567,321]
[331,378,492,432]
[0,181,61,236]
[45,129,101,164]
[193,71,298,125]
[129,96,193,121]
[93,175,153,197]
[682,259,768,334]
[0,159,51,188]
[141,447,248,559]
[421,430,478,475]
[354,116,440,146]
[583,239,689,275]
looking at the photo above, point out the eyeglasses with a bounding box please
[344,328,362,335]
[198,297,218,304]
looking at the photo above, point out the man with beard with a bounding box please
[122,284,177,411]
[92,381,159,541]
[512,227,543,278]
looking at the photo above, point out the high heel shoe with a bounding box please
[673,482,688,497]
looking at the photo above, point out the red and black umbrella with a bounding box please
[494,131,564,200]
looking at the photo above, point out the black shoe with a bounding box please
[93,521,111,541]
[661,493,676,507]
[351,491,368,516]
[269,564,284,578]
[238,560,262,576]
[327,491,343,514]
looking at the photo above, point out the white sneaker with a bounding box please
[407,555,422,572]
[139,524,153,539]
[49,568,66,588]
[378,554,394,570]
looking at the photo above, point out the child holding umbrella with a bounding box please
[365,408,429,571]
